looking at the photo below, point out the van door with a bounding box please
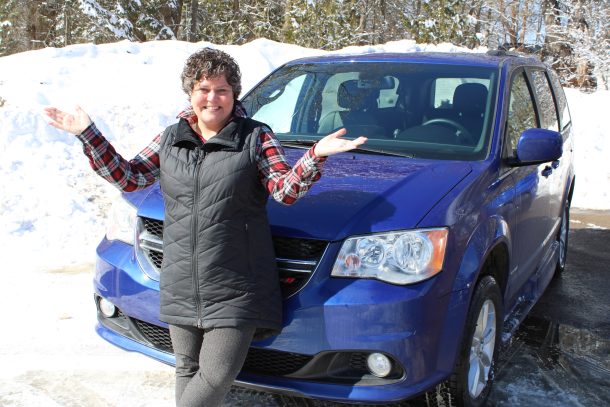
[528,69,564,227]
[503,69,556,304]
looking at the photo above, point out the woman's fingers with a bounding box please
[43,106,92,134]
[43,107,67,129]
[315,128,368,157]
[350,136,368,148]
[43,107,60,122]
[326,128,348,139]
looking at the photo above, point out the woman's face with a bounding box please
[190,75,235,133]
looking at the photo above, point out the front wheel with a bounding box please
[449,275,502,407]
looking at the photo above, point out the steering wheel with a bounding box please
[422,118,474,145]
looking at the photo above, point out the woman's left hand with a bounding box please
[314,128,367,157]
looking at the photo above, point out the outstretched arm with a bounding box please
[44,106,161,192]
[257,127,367,205]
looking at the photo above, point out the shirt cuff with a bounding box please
[310,143,328,164]
[75,123,102,145]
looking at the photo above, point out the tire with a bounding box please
[554,201,570,276]
[448,275,502,407]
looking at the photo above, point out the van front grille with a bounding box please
[137,217,327,298]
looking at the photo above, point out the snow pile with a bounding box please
[564,88,610,209]
[0,38,607,274]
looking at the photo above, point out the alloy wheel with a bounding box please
[468,299,497,398]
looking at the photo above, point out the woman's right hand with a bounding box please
[44,105,92,135]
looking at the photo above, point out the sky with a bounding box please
[0,38,607,407]
[0,37,608,274]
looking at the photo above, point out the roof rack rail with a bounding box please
[486,49,524,57]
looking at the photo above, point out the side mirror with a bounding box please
[509,128,563,166]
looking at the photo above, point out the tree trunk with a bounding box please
[189,0,198,41]
[519,0,529,48]
[64,2,71,46]
[160,0,184,38]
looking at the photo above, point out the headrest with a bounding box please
[453,83,488,115]
[337,80,376,110]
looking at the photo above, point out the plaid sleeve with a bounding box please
[256,127,327,205]
[76,123,161,192]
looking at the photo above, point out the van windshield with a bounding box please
[241,62,498,161]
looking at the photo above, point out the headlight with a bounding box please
[106,195,137,245]
[331,228,448,285]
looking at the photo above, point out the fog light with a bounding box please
[367,352,392,378]
[99,298,117,318]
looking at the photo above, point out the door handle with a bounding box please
[551,160,560,169]
[542,166,553,177]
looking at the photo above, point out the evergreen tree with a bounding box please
[405,0,477,46]
[0,0,23,55]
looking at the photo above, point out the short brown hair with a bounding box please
[181,47,242,98]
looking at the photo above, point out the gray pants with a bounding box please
[169,324,256,407]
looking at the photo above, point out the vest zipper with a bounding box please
[192,148,204,329]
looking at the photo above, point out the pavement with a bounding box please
[489,209,610,406]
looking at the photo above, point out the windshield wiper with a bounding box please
[280,140,315,149]
[281,140,414,158]
[349,147,415,158]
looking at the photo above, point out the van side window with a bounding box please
[531,70,559,132]
[506,72,538,158]
[548,71,572,131]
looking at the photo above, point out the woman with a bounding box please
[44,47,366,407]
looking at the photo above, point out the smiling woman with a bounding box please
[189,75,235,137]
[181,48,240,138]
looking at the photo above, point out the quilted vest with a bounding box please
[157,116,282,340]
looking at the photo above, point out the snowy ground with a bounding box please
[0,39,608,406]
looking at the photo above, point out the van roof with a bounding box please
[284,51,541,69]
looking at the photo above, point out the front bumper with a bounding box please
[94,238,461,403]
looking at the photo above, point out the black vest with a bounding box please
[158,117,281,339]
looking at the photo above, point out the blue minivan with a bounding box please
[94,50,574,406]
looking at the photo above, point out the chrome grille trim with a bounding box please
[139,231,163,253]
[135,218,162,280]
[276,258,316,273]
[136,217,327,297]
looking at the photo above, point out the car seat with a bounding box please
[452,82,488,141]
[318,80,380,134]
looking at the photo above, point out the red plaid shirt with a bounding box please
[75,103,326,205]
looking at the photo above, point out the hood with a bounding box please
[130,149,472,242]
[269,149,472,241]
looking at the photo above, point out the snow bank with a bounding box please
[564,88,610,209]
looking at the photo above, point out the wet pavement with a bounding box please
[490,209,610,406]
[224,209,610,406]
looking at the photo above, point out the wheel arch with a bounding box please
[434,216,511,376]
